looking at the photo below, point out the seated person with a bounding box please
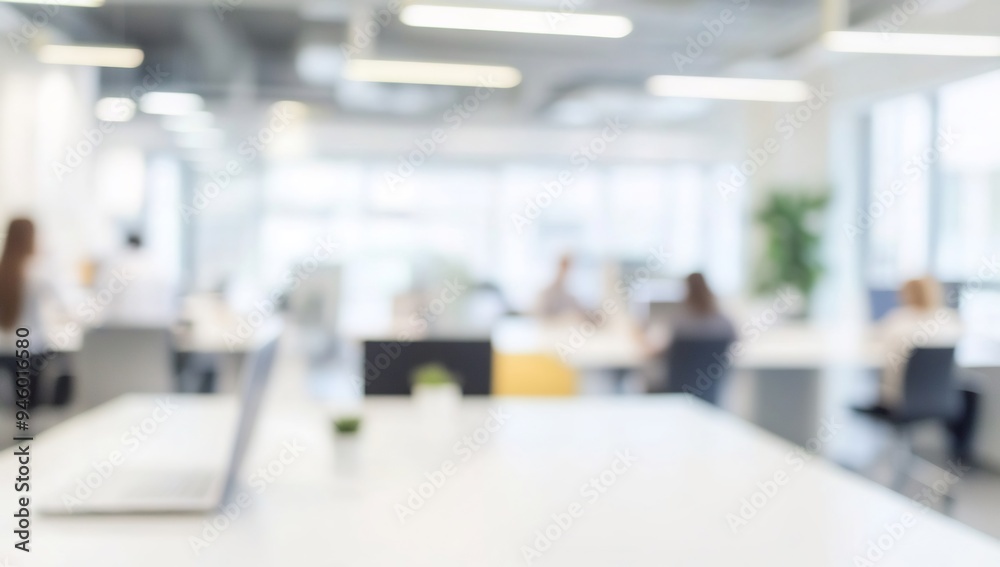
[876,276,962,409]
[670,273,736,344]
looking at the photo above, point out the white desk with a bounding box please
[3,395,999,565]
[494,318,1000,371]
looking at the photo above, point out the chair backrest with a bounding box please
[363,339,492,396]
[665,338,733,405]
[75,327,174,410]
[898,347,958,422]
[492,352,576,396]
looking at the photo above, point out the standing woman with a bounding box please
[0,218,68,406]
[0,219,40,346]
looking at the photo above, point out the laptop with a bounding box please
[41,331,281,514]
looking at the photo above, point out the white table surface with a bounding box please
[3,394,999,566]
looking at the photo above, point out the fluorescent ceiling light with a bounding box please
[344,59,521,88]
[94,97,136,122]
[646,75,811,102]
[823,31,1000,56]
[37,44,144,68]
[400,4,632,38]
[140,92,204,116]
[1,0,104,6]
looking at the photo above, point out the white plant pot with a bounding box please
[334,434,361,475]
[413,382,461,406]
[413,383,461,431]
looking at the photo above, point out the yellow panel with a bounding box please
[492,352,577,396]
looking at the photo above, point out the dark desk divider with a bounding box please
[363,339,492,396]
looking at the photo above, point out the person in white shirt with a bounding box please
[0,218,74,406]
[877,276,963,408]
[93,233,178,326]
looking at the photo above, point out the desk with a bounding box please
[4,395,1000,565]
[495,319,1000,446]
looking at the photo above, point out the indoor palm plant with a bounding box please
[754,189,829,316]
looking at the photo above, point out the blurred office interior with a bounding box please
[1,0,1000,561]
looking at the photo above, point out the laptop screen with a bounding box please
[220,331,281,502]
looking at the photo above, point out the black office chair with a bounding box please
[854,347,961,496]
[663,338,734,405]
[0,352,73,408]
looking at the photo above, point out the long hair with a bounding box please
[0,219,36,330]
[684,272,717,316]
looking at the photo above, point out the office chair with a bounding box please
[0,352,73,408]
[663,338,734,405]
[854,347,961,499]
[75,327,176,410]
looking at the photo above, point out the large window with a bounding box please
[865,70,1000,339]
[866,72,1000,287]
[190,158,746,334]
[937,70,1000,283]
[866,94,933,287]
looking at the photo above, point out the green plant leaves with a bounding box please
[754,190,829,304]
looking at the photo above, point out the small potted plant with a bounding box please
[332,416,362,435]
[331,415,363,473]
[410,362,462,410]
